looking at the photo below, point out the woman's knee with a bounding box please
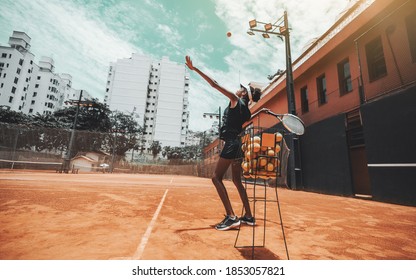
[232,176,241,186]
[212,173,222,185]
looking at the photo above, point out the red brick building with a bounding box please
[249,0,416,205]
[203,0,415,205]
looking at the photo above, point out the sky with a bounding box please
[0,0,352,131]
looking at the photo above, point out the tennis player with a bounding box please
[185,56,262,230]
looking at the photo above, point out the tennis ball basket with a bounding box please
[234,109,305,260]
[240,126,289,181]
[240,109,305,184]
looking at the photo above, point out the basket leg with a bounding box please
[275,187,290,260]
[234,177,269,260]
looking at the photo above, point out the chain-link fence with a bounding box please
[0,123,207,176]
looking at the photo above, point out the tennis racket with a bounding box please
[252,108,305,135]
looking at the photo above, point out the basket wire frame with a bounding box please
[234,123,290,260]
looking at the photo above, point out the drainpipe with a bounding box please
[354,40,366,105]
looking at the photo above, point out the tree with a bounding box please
[53,99,112,132]
[150,141,162,159]
[53,100,113,156]
[0,108,39,151]
[0,108,32,125]
[108,110,142,158]
[161,145,202,163]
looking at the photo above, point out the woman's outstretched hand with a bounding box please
[185,56,195,70]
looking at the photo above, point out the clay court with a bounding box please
[0,170,415,260]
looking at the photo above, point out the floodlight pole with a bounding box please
[247,11,298,189]
[284,11,296,116]
[64,90,83,172]
[283,11,297,190]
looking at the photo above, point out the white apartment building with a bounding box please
[0,31,35,112]
[105,54,190,149]
[0,31,88,115]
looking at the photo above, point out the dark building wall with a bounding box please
[300,114,353,196]
[361,86,416,205]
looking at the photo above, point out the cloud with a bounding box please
[157,24,183,46]
[0,0,351,132]
[1,0,139,96]
[213,0,350,86]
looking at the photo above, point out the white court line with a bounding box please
[132,189,169,260]
[368,163,416,167]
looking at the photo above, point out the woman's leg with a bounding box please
[231,160,252,217]
[212,157,235,216]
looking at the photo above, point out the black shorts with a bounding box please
[220,138,242,160]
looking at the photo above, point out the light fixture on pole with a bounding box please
[203,107,222,153]
[247,11,298,189]
[203,107,222,137]
[63,90,96,173]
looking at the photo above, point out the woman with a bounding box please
[185,56,262,230]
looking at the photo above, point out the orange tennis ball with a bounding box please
[267,149,275,157]
[273,158,280,167]
[266,162,275,172]
[252,143,261,152]
[241,143,247,152]
[275,132,283,142]
[246,151,257,160]
[241,161,250,172]
[259,157,268,167]
[275,145,281,153]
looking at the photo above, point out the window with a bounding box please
[29,109,33,113]
[1,53,6,58]
[14,77,19,84]
[405,11,416,62]
[9,96,13,103]
[338,59,352,95]
[300,86,309,113]
[316,74,327,105]
[17,68,21,74]
[11,87,16,94]
[35,84,39,88]
[365,36,387,81]
[31,100,35,105]
[19,59,23,66]
[33,92,37,97]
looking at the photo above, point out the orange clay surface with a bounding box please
[0,170,415,260]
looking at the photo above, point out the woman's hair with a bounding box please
[251,87,262,102]
[241,84,262,104]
